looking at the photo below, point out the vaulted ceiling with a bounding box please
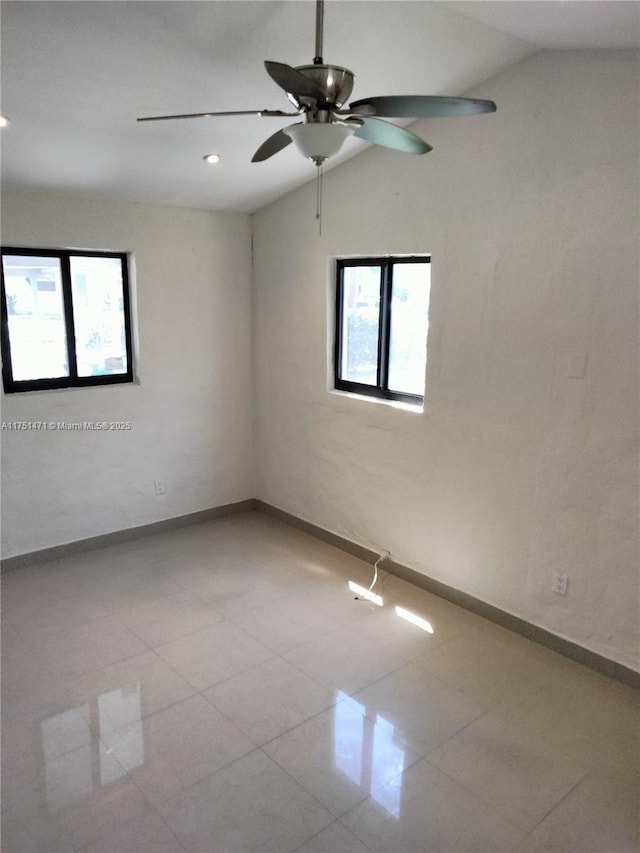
[1,1,638,213]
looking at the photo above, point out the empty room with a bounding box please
[1,2,638,852]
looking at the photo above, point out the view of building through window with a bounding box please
[1,248,132,392]
[2,255,69,382]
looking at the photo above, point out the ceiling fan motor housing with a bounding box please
[292,64,355,109]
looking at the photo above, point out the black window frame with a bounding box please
[1,247,134,394]
[334,256,430,405]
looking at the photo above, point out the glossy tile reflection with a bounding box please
[40,685,144,814]
[264,696,419,819]
[42,706,94,812]
[334,692,406,818]
[2,511,638,853]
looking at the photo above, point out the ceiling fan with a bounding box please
[137,0,496,167]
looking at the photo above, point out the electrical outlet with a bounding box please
[552,573,568,595]
[566,352,588,379]
[154,479,165,495]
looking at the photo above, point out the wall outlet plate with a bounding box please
[566,352,588,379]
[552,573,568,595]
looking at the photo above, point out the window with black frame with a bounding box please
[1,248,133,393]
[334,256,430,405]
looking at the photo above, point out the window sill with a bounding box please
[329,388,424,414]
[1,379,140,397]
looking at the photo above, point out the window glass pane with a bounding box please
[70,256,128,377]
[2,255,69,381]
[388,262,430,396]
[340,265,380,386]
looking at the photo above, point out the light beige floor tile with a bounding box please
[3,514,635,853]
[79,810,187,852]
[86,563,192,612]
[1,747,151,853]
[505,835,553,853]
[492,662,640,774]
[2,556,92,596]
[294,820,371,853]
[167,567,293,619]
[2,649,196,793]
[3,570,113,639]
[347,600,451,661]
[351,661,488,755]
[154,621,275,690]
[427,710,590,832]
[157,749,333,852]
[119,595,222,647]
[70,648,196,732]
[275,554,377,599]
[204,656,335,745]
[31,616,150,677]
[1,632,78,711]
[264,698,420,818]
[342,756,524,852]
[230,583,376,654]
[2,699,97,787]
[11,549,160,613]
[529,768,639,853]
[229,594,341,654]
[282,624,406,694]
[141,544,228,579]
[150,566,232,603]
[101,694,255,804]
[416,625,562,707]
[298,581,383,620]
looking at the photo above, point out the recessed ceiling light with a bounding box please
[203,153,220,164]
[0,116,9,128]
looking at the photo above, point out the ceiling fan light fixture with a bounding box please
[283,122,355,164]
[0,115,9,128]
[203,152,221,164]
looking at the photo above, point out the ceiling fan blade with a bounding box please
[347,117,431,154]
[137,109,298,122]
[349,95,496,118]
[252,125,300,162]
[264,61,326,105]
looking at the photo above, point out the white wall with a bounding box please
[252,50,640,670]
[1,191,254,557]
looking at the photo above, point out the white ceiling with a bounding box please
[1,1,638,213]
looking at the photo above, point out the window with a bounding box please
[334,256,430,405]
[1,248,133,393]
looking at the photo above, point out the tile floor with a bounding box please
[1,510,638,853]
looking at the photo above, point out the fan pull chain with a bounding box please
[315,162,323,236]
